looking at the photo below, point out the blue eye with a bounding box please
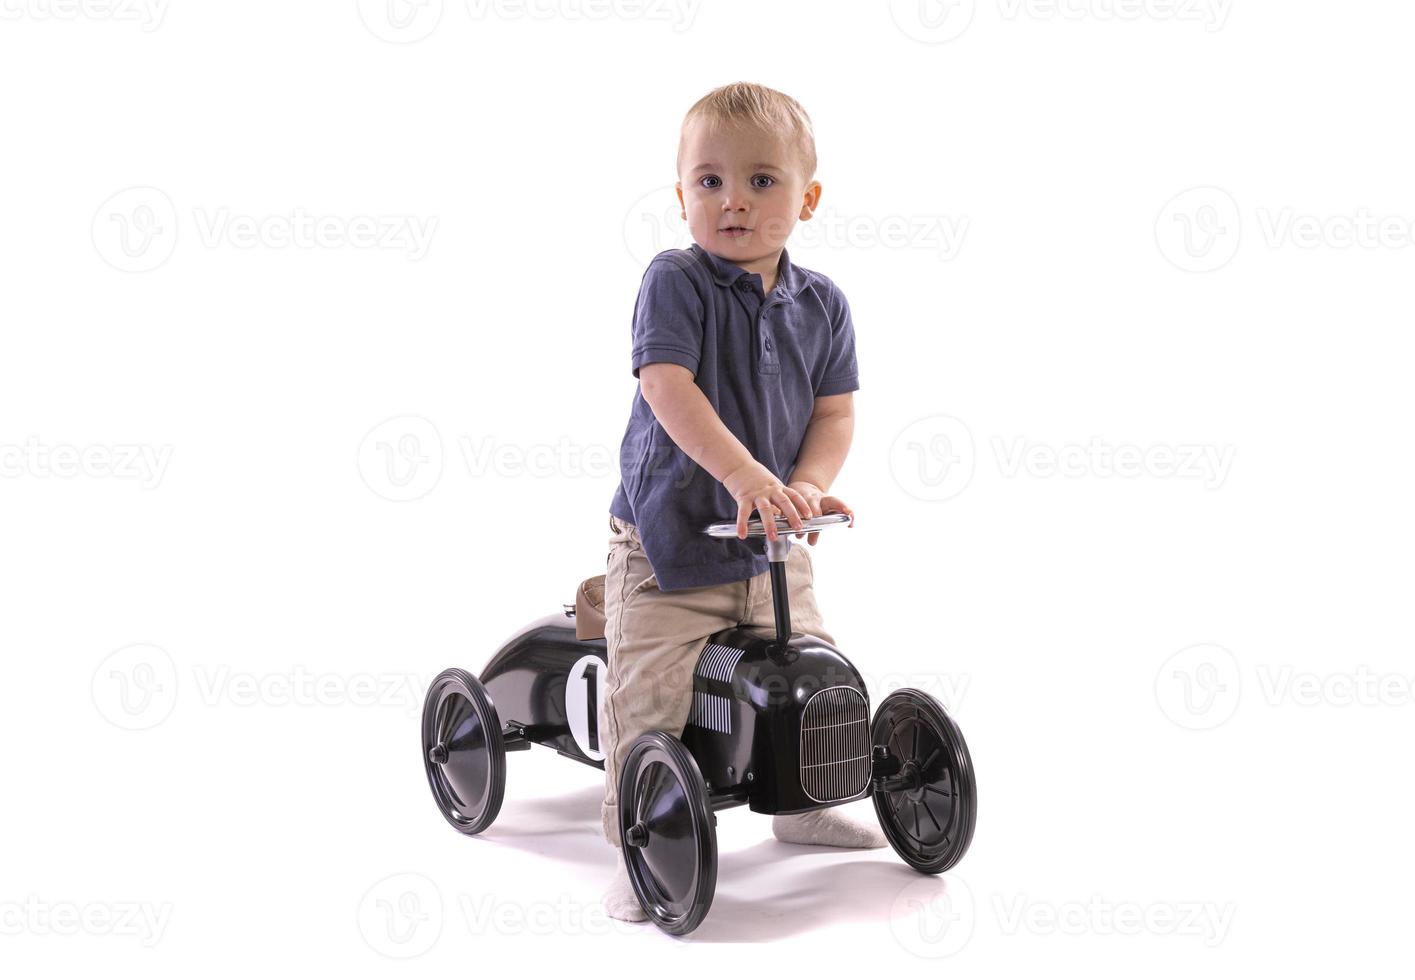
[698,174,775,190]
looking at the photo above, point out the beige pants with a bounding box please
[598,512,837,847]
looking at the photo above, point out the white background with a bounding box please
[2,0,1412,973]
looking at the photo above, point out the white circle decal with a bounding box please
[565,654,607,762]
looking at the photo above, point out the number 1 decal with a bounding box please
[565,654,607,762]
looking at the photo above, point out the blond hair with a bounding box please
[677,82,817,184]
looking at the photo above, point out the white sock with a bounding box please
[772,805,888,848]
[602,854,648,922]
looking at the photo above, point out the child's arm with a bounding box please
[639,362,811,540]
[786,392,856,545]
[787,392,854,494]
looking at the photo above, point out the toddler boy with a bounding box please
[599,82,885,922]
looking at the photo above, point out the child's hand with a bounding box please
[723,461,809,541]
[787,480,855,546]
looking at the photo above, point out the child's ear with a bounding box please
[799,180,822,220]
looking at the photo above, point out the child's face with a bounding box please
[676,118,821,269]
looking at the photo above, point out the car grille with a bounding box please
[799,686,871,803]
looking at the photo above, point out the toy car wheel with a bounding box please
[422,667,506,835]
[617,731,717,936]
[871,688,976,875]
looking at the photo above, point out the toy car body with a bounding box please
[421,513,976,935]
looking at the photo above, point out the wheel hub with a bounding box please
[899,759,926,803]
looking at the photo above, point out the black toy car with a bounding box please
[421,512,976,935]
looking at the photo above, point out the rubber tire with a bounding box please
[617,731,718,936]
[422,667,507,835]
[871,687,976,874]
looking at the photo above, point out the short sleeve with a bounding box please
[629,258,706,380]
[816,283,859,396]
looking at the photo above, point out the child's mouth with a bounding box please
[720,227,751,238]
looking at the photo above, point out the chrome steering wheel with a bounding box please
[703,512,851,561]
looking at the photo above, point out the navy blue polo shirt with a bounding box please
[608,242,860,592]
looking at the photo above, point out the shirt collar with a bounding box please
[688,242,806,305]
